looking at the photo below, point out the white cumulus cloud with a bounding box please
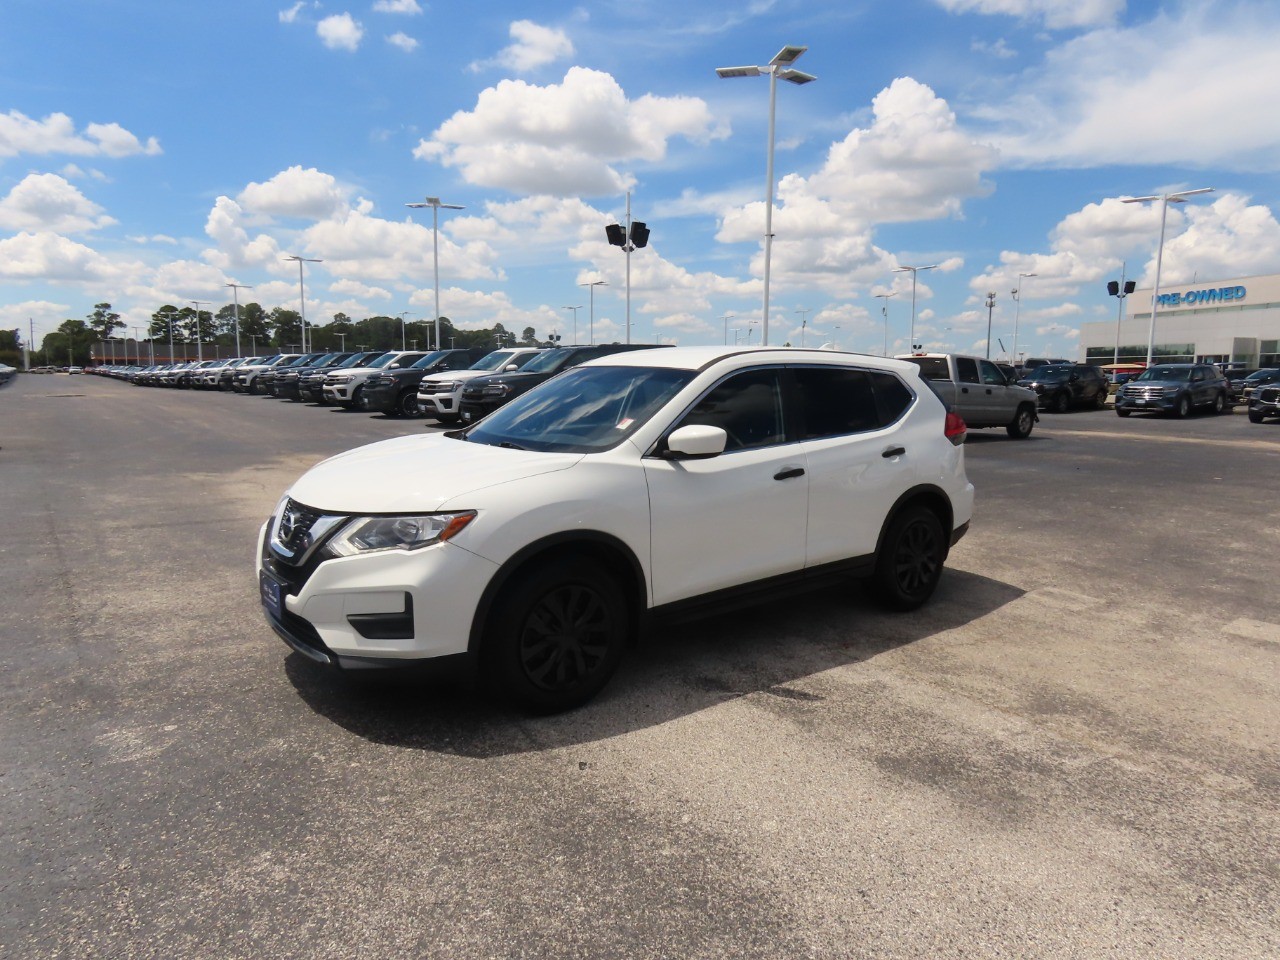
[415,67,728,196]
[237,166,352,220]
[0,110,160,158]
[934,0,1123,30]
[387,31,418,51]
[470,20,574,73]
[373,0,421,13]
[0,174,116,234]
[279,2,305,24]
[317,13,363,51]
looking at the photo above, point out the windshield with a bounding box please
[1135,367,1192,382]
[1245,369,1280,382]
[1027,366,1070,381]
[409,351,446,369]
[333,353,369,368]
[367,353,398,369]
[471,349,529,372]
[518,349,574,375]
[463,365,695,453]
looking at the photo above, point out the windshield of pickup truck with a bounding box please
[900,357,950,381]
[462,366,694,453]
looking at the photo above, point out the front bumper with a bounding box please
[256,519,498,664]
[418,392,459,415]
[1115,394,1177,413]
[361,382,401,411]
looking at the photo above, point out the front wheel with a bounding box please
[1051,391,1070,414]
[871,507,946,612]
[352,385,367,410]
[1175,394,1191,418]
[1006,405,1035,439]
[1116,407,1131,417]
[435,413,461,426]
[482,558,628,713]
[1248,409,1265,423]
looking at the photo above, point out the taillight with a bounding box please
[944,411,967,446]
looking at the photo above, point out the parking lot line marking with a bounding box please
[1045,429,1280,452]
[1223,618,1280,646]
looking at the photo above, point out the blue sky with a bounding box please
[3,0,1279,360]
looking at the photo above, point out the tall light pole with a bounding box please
[165,308,178,362]
[874,292,897,356]
[893,264,938,350]
[406,196,465,363]
[1108,263,1135,364]
[795,307,809,348]
[717,45,816,347]
[721,314,735,346]
[1010,272,1037,365]
[1120,187,1214,366]
[225,282,252,357]
[131,326,142,366]
[283,255,322,353]
[189,301,209,362]
[984,292,997,359]
[337,332,346,352]
[398,311,411,351]
[581,280,607,344]
[563,305,582,345]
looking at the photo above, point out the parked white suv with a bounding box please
[417,346,545,423]
[321,350,426,408]
[258,347,974,711]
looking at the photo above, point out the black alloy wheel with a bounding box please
[352,385,366,410]
[484,558,628,713]
[871,506,946,611]
[397,389,419,417]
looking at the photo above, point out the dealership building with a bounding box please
[1080,271,1280,367]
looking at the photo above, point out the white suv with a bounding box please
[321,350,425,408]
[417,347,545,423]
[258,347,973,711]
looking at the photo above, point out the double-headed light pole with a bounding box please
[563,305,582,345]
[1011,272,1036,362]
[580,280,607,345]
[406,196,465,361]
[1119,187,1214,366]
[225,281,252,357]
[284,255,322,353]
[893,263,937,350]
[716,45,816,347]
[189,300,209,361]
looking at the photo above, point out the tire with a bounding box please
[1175,394,1191,418]
[435,413,461,426]
[397,390,419,417]
[1095,389,1109,409]
[1006,405,1035,439]
[352,385,366,410]
[1249,409,1265,423]
[249,378,262,395]
[482,558,628,713]
[871,506,946,612]
[1212,392,1226,415]
[1051,391,1070,414]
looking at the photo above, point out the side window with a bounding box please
[792,367,878,440]
[868,372,913,425]
[676,368,786,452]
[956,357,980,384]
[979,360,1005,385]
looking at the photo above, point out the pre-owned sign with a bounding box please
[1157,285,1247,307]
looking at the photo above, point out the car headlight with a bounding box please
[325,511,476,557]
[482,383,511,397]
[1164,386,1180,395]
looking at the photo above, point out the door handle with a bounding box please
[773,466,805,481]
[961,387,969,393]
[882,446,906,459]
[985,388,993,394]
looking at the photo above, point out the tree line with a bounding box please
[18,303,550,367]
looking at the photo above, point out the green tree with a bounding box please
[270,307,302,349]
[521,326,538,345]
[87,302,123,341]
[238,303,271,354]
[40,319,96,366]
[0,328,20,368]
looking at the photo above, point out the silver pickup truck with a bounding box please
[897,353,1039,439]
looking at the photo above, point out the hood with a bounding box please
[287,433,583,514]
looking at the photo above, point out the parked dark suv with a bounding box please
[362,347,493,417]
[1247,383,1280,423]
[1018,363,1109,412]
[459,343,672,423]
[1114,363,1230,418]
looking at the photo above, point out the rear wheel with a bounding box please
[1095,389,1109,409]
[397,390,419,417]
[1006,405,1035,439]
[483,558,628,713]
[871,506,946,612]
[1212,392,1226,414]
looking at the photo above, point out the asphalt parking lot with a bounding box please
[2,374,1278,959]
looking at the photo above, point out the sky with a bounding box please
[2,0,1280,361]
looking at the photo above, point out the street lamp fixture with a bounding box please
[225,282,252,357]
[189,300,209,362]
[580,281,607,345]
[1107,264,1136,364]
[716,44,817,347]
[1120,187,1214,366]
[563,305,582,345]
[1010,272,1037,364]
[874,292,897,356]
[283,255,322,353]
[984,292,997,359]
[398,311,411,351]
[893,263,938,349]
[721,314,735,346]
[406,196,465,364]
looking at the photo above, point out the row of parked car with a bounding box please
[92,342,674,425]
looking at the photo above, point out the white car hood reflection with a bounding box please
[288,434,583,514]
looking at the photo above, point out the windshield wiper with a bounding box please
[496,440,528,450]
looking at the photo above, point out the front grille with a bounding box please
[1127,385,1169,401]
[462,385,483,398]
[420,382,452,395]
[1260,386,1280,404]
[268,499,348,566]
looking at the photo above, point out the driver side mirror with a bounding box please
[504,363,519,371]
[664,424,727,460]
